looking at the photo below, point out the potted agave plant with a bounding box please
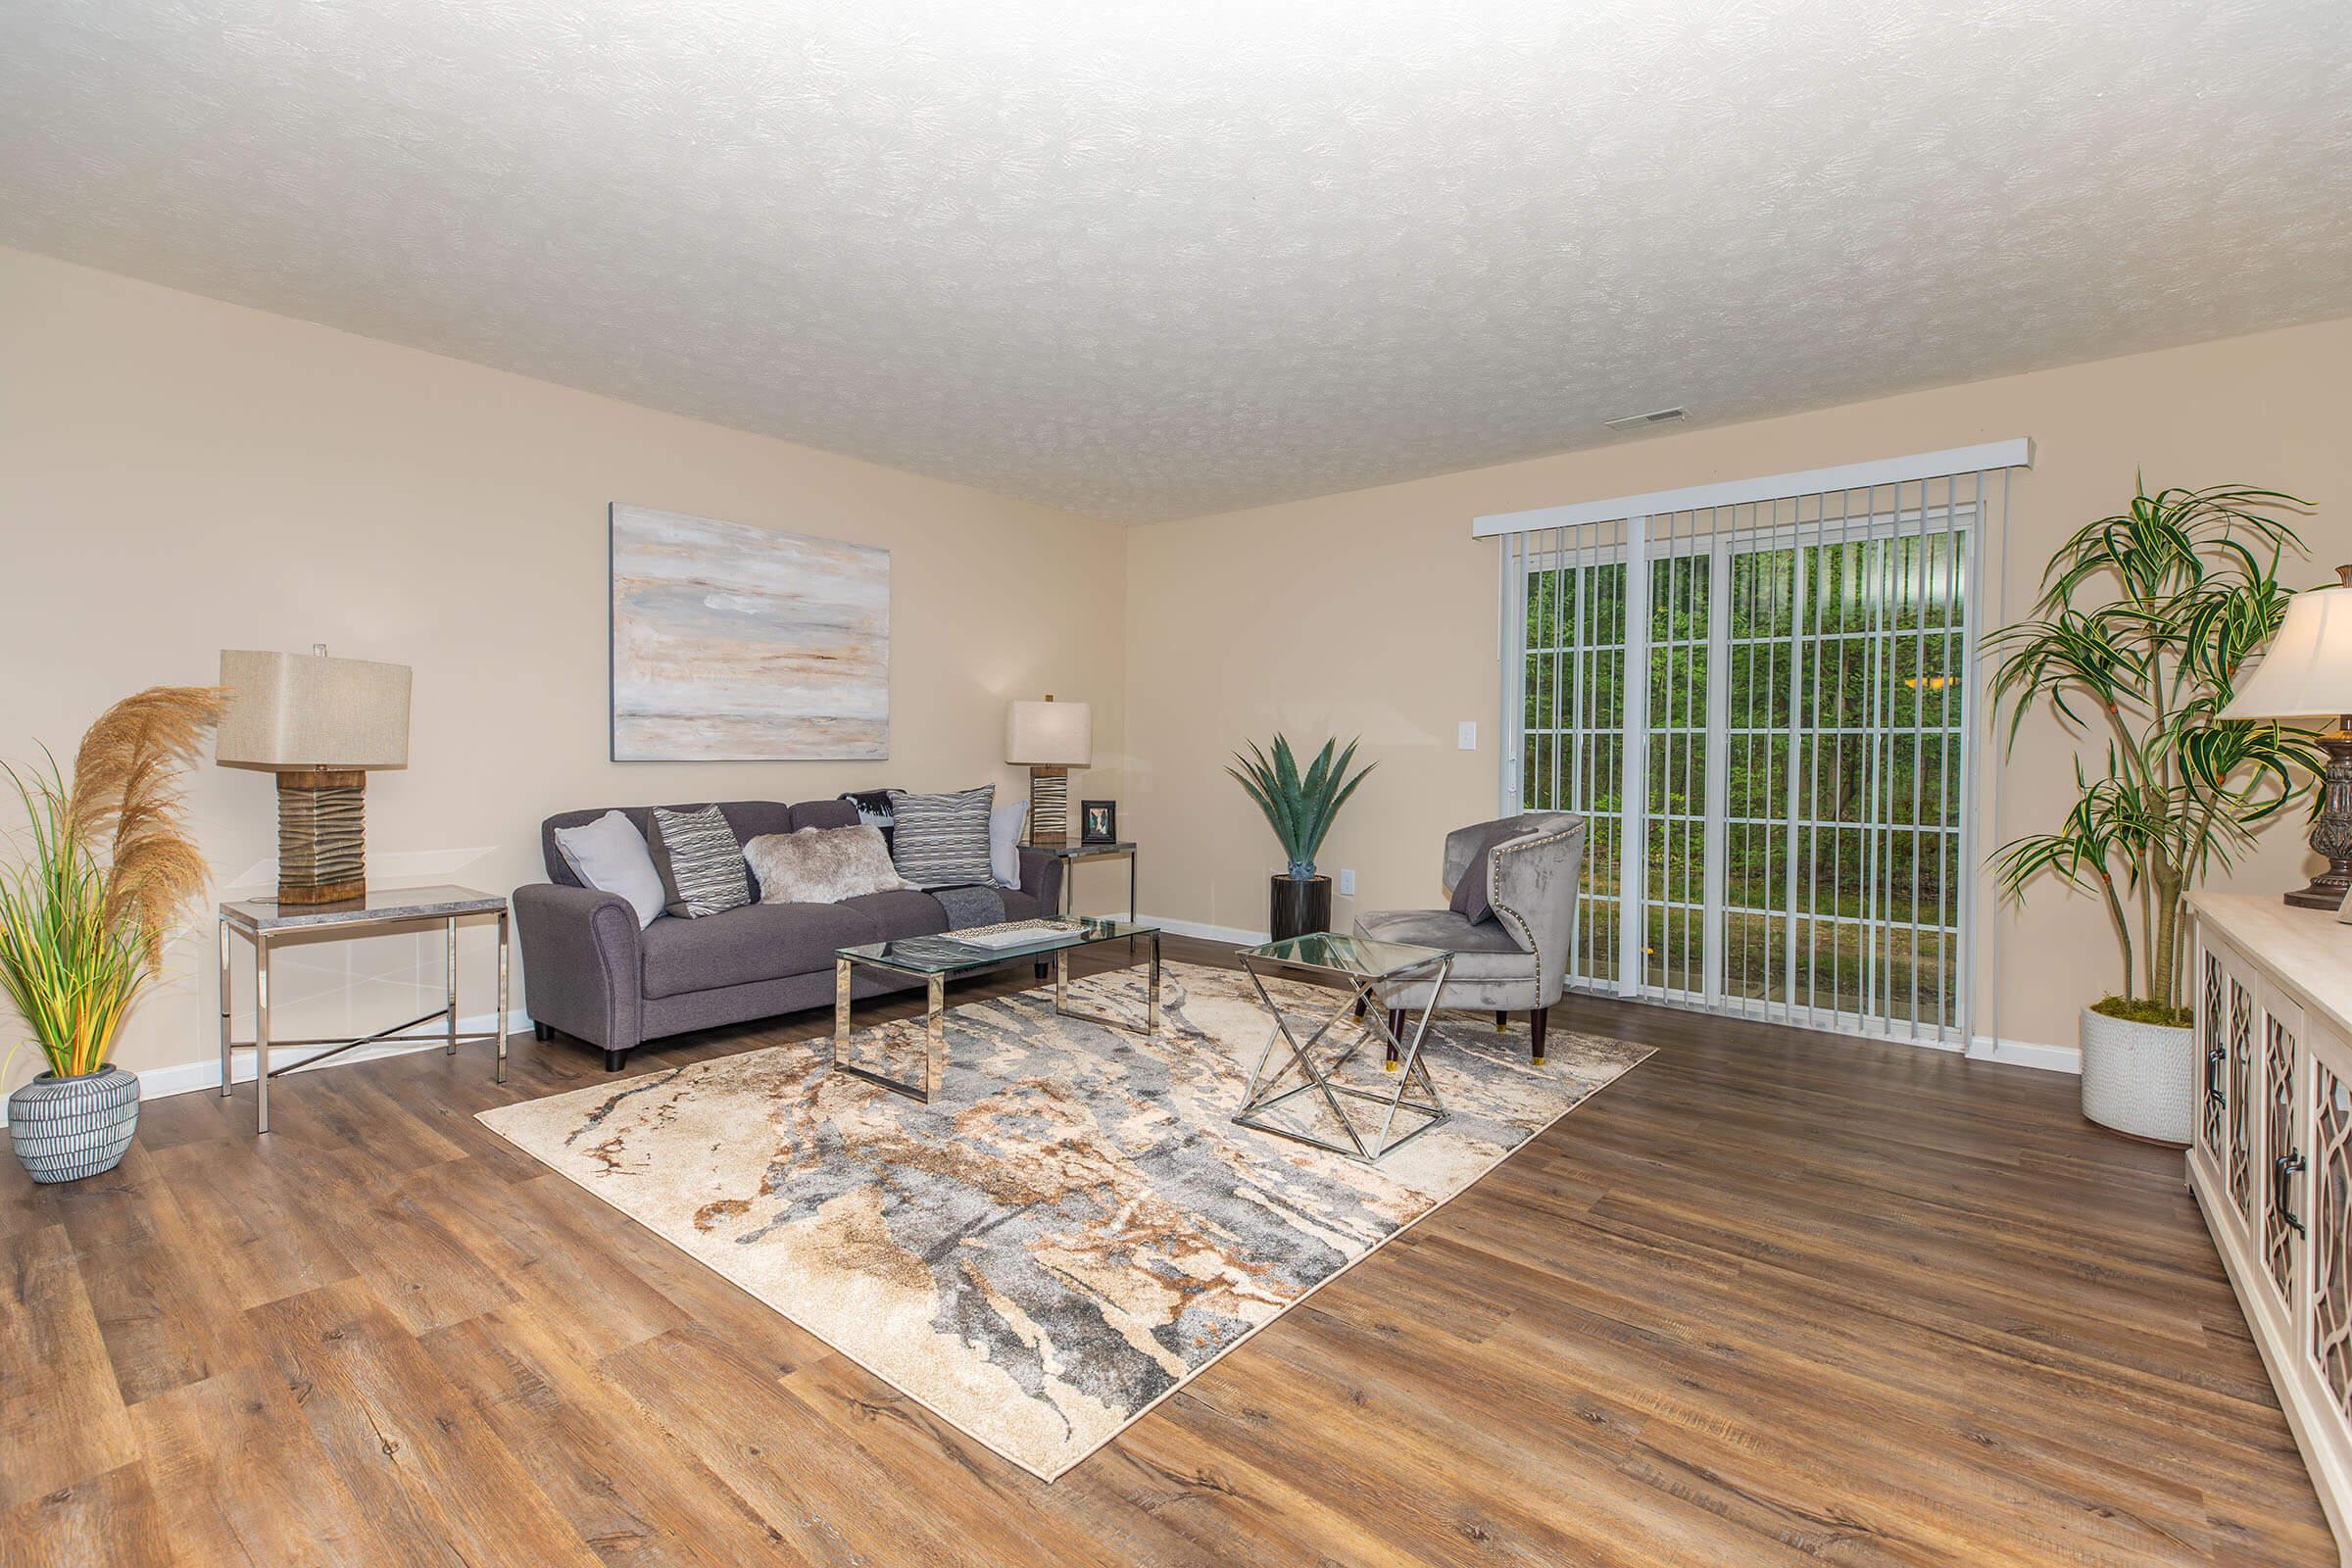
[3,688,223,1182]
[1990,482,2322,1144]
[1227,733,1374,941]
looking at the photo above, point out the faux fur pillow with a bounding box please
[743,825,908,905]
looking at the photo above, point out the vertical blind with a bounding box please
[1480,443,2029,1047]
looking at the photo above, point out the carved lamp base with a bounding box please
[275,768,368,905]
[2287,723,2352,910]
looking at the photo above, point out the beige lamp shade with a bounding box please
[217,648,413,770]
[1005,697,1092,766]
[2221,569,2352,721]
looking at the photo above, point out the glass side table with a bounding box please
[1232,931,1452,1164]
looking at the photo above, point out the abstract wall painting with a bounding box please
[610,504,890,760]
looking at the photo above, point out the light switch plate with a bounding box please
[1338,868,1356,897]
[1457,720,1478,751]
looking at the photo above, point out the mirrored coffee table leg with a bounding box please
[833,956,942,1103]
[1052,931,1160,1037]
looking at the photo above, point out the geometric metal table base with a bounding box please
[217,887,511,1135]
[1234,941,1452,1164]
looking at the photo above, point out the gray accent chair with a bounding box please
[514,798,1064,1071]
[1353,811,1587,1063]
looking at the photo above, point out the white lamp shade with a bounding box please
[1005,698,1092,766]
[217,648,412,769]
[2222,580,2352,722]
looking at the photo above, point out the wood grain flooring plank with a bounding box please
[0,938,2332,1566]
[0,1460,170,1568]
[0,1225,141,1512]
[129,1360,409,1568]
[248,1277,603,1568]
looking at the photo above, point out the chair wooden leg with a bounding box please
[1494,1009,1508,1029]
[1530,1006,1547,1065]
[1386,1009,1405,1070]
[533,1020,551,1042]
[1354,994,1367,1019]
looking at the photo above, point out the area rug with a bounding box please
[477,960,1649,1480]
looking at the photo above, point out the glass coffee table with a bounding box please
[1233,931,1453,1163]
[833,917,1160,1102]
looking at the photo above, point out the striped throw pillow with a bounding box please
[649,805,753,918]
[887,785,997,889]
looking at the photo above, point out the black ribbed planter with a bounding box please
[1268,875,1333,942]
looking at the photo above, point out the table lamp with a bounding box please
[1005,695,1091,847]
[217,646,412,905]
[2221,565,2352,908]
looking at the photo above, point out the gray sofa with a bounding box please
[514,797,1064,1070]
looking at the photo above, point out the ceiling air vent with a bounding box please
[1604,407,1689,432]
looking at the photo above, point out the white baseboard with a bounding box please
[0,1005,533,1125]
[1143,914,1272,947]
[1967,1035,2082,1075]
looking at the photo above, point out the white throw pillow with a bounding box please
[989,799,1029,889]
[552,810,666,929]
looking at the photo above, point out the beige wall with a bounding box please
[1124,317,2352,1053]
[7,237,2347,1091]
[0,246,1128,1089]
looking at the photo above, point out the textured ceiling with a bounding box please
[3,2,2350,522]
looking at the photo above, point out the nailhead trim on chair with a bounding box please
[1486,823,1585,1008]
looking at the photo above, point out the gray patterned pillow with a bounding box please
[743,826,908,905]
[886,785,997,889]
[649,805,752,918]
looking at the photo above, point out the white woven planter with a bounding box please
[8,1066,139,1184]
[2079,1006,2194,1146]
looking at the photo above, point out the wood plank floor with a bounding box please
[1,934,2330,1566]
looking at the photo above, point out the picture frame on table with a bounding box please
[1080,800,1117,844]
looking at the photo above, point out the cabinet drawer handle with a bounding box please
[2275,1152,2308,1237]
[2207,1044,2227,1104]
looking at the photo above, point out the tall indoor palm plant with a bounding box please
[3,687,222,1181]
[1989,481,2321,1141]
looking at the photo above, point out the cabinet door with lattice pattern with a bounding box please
[2257,992,2308,1332]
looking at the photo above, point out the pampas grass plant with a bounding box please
[0,687,225,1079]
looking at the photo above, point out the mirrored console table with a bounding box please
[218,884,510,1134]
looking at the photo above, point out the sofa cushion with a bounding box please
[792,799,861,832]
[640,900,882,999]
[998,887,1046,922]
[837,889,951,940]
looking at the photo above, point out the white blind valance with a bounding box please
[1470,439,2034,539]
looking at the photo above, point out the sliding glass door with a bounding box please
[1505,483,1982,1044]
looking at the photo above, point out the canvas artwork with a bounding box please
[610,504,889,760]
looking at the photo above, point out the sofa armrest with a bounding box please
[513,882,645,1053]
[1017,848,1065,914]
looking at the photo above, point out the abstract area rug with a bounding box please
[478,960,1649,1480]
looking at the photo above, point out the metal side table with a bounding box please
[1233,931,1452,1163]
[1027,839,1138,920]
[218,884,510,1134]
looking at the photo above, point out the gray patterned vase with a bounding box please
[8,1066,139,1183]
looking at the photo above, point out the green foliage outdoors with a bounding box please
[1522,531,1969,1020]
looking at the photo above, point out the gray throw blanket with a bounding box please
[929,883,1007,930]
